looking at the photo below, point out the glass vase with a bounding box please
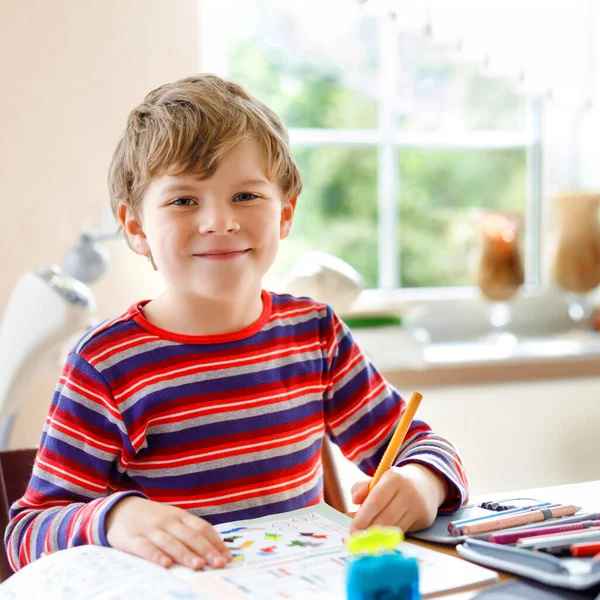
[551,192,600,327]
[476,212,524,343]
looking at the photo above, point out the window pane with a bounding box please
[226,0,379,129]
[398,149,526,287]
[396,33,527,131]
[267,147,379,288]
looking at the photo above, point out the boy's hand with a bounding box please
[105,496,232,570]
[350,463,446,533]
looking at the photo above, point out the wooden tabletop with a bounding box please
[407,480,600,598]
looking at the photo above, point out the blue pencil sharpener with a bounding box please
[345,526,420,600]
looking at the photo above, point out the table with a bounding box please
[413,480,600,598]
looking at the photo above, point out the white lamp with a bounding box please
[0,229,113,449]
[280,252,364,314]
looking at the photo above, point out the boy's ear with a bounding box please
[279,196,297,240]
[118,203,151,256]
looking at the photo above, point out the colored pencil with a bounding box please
[538,544,576,557]
[448,502,562,536]
[489,519,600,545]
[541,540,600,557]
[368,392,423,491]
[448,502,552,532]
[571,541,600,557]
[456,504,581,537]
[517,527,600,550]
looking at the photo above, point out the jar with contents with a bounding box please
[476,212,524,340]
[552,191,600,323]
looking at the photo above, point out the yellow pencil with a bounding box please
[368,392,423,491]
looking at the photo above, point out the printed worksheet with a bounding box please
[172,503,499,599]
[0,544,216,600]
[217,503,349,566]
[0,504,497,599]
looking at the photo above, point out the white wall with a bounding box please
[333,375,600,509]
[417,377,600,495]
[573,2,600,190]
[0,0,199,447]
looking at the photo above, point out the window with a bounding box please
[198,0,540,294]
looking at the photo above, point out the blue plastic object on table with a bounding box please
[346,551,420,600]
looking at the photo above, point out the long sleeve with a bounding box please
[4,352,145,571]
[323,309,468,512]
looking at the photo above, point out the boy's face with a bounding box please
[120,140,296,302]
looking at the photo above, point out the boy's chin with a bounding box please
[186,282,263,302]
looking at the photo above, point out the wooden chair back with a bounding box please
[0,447,37,582]
[322,438,347,514]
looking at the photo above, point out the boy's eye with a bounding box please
[234,192,258,202]
[172,197,195,206]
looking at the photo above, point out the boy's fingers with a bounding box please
[351,505,376,532]
[351,500,381,532]
[364,494,409,531]
[149,529,209,570]
[351,481,370,504]
[181,514,232,557]
[350,476,396,532]
[169,521,230,567]
[130,535,174,569]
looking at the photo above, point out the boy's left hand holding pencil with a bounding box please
[350,391,446,533]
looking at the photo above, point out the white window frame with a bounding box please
[196,0,542,303]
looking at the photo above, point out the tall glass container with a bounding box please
[552,192,600,324]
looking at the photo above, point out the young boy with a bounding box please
[6,74,467,573]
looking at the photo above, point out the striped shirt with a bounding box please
[5,291,468,571]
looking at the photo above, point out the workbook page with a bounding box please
[171,503,499,599]
[0,545,214,600]
[0,504,498,599]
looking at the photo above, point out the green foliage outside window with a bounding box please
[229,43,378,130]
[399,149,526,288]
[229,37,527,290]
[278,147,379,288]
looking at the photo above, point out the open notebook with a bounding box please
[0,503,498,599]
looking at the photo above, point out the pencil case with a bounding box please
[407,501,598,545]
[456,538,600,592]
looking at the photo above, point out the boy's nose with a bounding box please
[198,208,240,235]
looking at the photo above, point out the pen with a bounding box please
[368,392,423,491]
[489,519,600,545]
[456,504,581,537]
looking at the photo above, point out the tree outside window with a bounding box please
[200,0,534,291]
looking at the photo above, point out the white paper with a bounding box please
[171,504,498,599]
[0,545,214,600]
[0,504,498,599]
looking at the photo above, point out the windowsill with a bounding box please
[341,284,600,386]
[424,333,600,366]
[352,328,600,388]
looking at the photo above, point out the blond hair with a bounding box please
[108,74,302,245]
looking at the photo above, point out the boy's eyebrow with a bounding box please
[158,178,272,196]
[159,183,199,195]
[232,178,271,187]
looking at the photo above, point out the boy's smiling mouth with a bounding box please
[193,248,252,260]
